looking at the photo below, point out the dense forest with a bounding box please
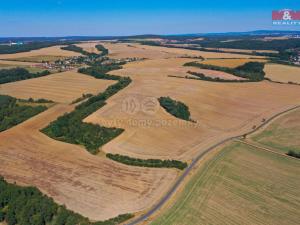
[158,97,192,122]
[0,95,48,132]
[107,154,188,170]
[184,61,266,82]
[42,64,132,154]
[0,177,133,225]
[0,41,74,54]
[0,68,51,84]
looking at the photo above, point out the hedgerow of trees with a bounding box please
[184,61,266,82]
[0,177,133,225]
[42,64,132,154]
[61,45,99,57]
[158,97,192,121]
[0,95,48,132]
[95,44,109,56]
[0,42,74,54]
[107,154,188,170]
[0,68,50,84]
[287,150,300,159]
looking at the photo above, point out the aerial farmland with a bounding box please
[0,11,300,225]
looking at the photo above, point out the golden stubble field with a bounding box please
[1,43,300,222]
[75,42,102,53]
[264,64,300,84]
[0,104,177,221]
[202,58,267,68]
[83,55,300,161]
[101,42,266,59]
[0,70,116,103]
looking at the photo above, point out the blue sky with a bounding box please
[1,0,300,37]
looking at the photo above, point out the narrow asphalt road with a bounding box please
[125,104,300,225]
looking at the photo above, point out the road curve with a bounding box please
[126,104,300,225]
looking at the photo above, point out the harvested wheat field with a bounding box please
[202,58,267,68]
[0,70,115,103]
[83,57,300,161]
[75,42,102,53]
[0,59,45,73]
[6,55,68,63]
[101,42,264,59]
[187,68,246,80]
[151,142,300,225]
[0,59,35,66]
[0,45,81,60]
[0,104,177,221]
[117,57,243,80]
[251,108,300,154]
[264,64,300,84]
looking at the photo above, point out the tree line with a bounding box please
[0,95,48,132]
[0,41,74,54]
[61,44,109,58]
[42,64,132,154]
[184,61,266,82]
[0,177,133,225]
[0,68,50,84]
[106,154,188,170]
[287,150,300,159]
[158,97,192,122]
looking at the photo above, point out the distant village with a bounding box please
[33,56,144,72]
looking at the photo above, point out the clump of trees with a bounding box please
[0,68,50,84]
[106,154,188,170]
[42,64,132,154]
[0,177,133,225]
[71,93,93,104]
[287,150,300,159]
[158,97,192,121]
[95,44,109,56]
[78,64,123,80]
[184,61,266,81]
[19,98,54,103]
[61,45,98,57]
[0,95,48,132]
[62,44,110,59]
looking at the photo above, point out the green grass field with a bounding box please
[252,109,300,154]
[151,142,300,225]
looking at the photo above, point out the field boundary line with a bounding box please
[234,139,297,160]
